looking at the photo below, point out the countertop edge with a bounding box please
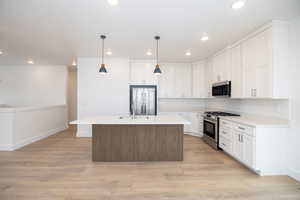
[218,116,290,128]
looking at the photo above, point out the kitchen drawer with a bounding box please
[233,123,255,137]
[220,119,232,130]
[219,128,232,140]
[219,136,232,154]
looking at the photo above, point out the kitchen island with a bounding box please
[71,115,190,162]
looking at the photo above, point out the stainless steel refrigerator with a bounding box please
[130,85,157,116]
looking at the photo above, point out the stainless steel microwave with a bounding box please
[212,81,231,97]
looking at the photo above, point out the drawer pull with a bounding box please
[222,131,227,134]
[222,143,226,146]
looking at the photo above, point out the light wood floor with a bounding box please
[0,127,299,200]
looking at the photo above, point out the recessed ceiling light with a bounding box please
[107,0,119,6]
[232,0,246,10]
[27,59,34,64]
[0,49,3,55]
[201,33,209,41]
[185,50,191,56]
[71,60,77,66]
[106,49,112,55]
[146,49,152,56]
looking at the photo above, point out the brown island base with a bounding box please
[70,115,190,162]
[92,124,183,162]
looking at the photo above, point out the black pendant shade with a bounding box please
[154,36,162,75]
[154,64,162,74]
[99,35,108,74]
[99,63,107,74]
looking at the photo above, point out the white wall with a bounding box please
[13,105,68,150]
[0,65,68,150]
[77,57,131,136]
[286,16,300,181]
[0,65,67,106]
[0,105,68,151]
[0,112,13,150]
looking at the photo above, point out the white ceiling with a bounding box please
[0,0,300,65]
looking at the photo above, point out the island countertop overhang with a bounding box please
[70,115,191,125]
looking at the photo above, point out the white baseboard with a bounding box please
[0,144,13,151]
[287,168,300,182]
[11,125,68,151]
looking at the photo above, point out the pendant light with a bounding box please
[99,35,108,74]
[153,36,162,75]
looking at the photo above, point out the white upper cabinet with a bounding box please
[130,21,289,100]
[130,61,158,85]
[242,28,272,98]
[158,64,176,98]
[191,62,206,98]
[204,59,214,98]
[212,49,231,83]
[230,45,243,98]
[130,61,195,99]
[158,63,192,98]
[241,21,289,99]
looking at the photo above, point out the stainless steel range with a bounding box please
[203,111,240,150]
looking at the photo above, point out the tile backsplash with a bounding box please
[205,98,290,120]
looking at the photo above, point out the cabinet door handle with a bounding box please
[254,89,257,97]
[222,131,227,134]
[241,135,244,143]
[238,134,241,141]
[222,143,226,146]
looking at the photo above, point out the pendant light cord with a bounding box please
[102,37,105,65]
[98,37,101,66]
[156,38,159,65]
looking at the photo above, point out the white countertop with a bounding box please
[70,115,191,125]
[219,115,290,128]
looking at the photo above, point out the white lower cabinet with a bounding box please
[219,118,286,176]
[160,112,203,137]
[231,129,255,169]
[242,133,255,168]
[219,136,232,154]
[188,113,199,133]
[221,119,256,170]
[180,112,203,136]
[232,130,244,162]
[177,112,192,133]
